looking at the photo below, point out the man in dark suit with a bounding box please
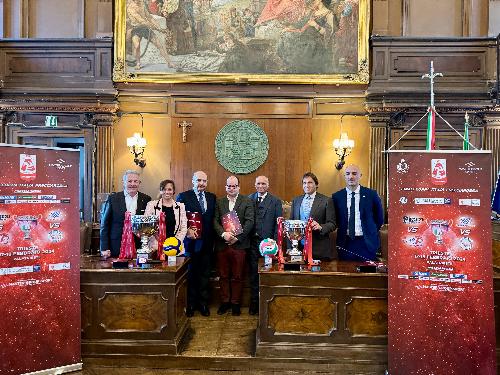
[290,172,335,260]
[213,175,254,316]
[100,170,151,258]
[332,164,384,261]
[248,176,282,315]
[177,170,216,317]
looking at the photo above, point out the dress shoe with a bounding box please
[217,302,231,315]
[199,305,210,317]
[186,305,195,317]
[249,301,259,315]
[231,304,241,316]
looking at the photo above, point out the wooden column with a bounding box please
[484,115,500,192]
[93,114,114,221]
[368,114,389,209]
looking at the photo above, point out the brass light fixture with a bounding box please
[126,113,147,168]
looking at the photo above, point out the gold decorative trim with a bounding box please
[113,0,370,85]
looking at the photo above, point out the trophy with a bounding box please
[131,215,159,259]
[284,220,307,263]
[429,219,452,245]
[14,214,41,240]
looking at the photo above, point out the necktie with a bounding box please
[198,192,206,214]
[349,192,356,239]
[257,196,262,205]
[303,195,312,219]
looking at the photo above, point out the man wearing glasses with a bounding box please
[213,176,254,316]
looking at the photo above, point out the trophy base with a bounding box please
[283,256,305,271]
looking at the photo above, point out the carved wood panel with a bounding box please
[268,296,336,335]
[99,292,168,332]
[345,297,388,336]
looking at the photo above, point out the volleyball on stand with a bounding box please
[259,238,278,257]
[163,237,184,256]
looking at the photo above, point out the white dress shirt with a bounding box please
[228,194,239,211]
[346,186,363,236]
[124,191,138,215]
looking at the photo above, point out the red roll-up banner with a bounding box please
[0,144,81,374]
[388,151,496,374]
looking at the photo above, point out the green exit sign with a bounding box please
[45,115,57,127]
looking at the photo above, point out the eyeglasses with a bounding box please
[226,184,239,188]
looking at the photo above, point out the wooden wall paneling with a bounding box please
[170,117,311,202]
[484,121,500,192]
[173,99,311,119]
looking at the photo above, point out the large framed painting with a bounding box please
[113,0,369,84]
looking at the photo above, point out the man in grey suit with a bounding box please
[290,172,335,260]
[248,176,282,315]
[213,175,255,316]
[100,170,151,258]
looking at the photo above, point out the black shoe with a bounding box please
[231,304,241,316]
[249,301,259,315]
[217,302,231,315]
[199,304,210,317]
[186,305,195,317]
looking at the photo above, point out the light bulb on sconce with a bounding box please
[126,113,147,168]
[333,132,354,170]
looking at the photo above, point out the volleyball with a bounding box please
[259,238,278,257]
[163,237,184,256]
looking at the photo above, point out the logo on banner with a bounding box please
[397,159,409,174]
[48,230,63,243]
[0,233,10,245]
[20,154,37,181]
[48,158,73,171]
[458,237,473,251]
[458,161,482,174]
[431,159,447,185]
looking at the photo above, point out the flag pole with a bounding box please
[422,61,443,150]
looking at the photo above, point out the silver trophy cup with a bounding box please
[131,215,159,258]
[284,220,307,263]
[14,214,41,240]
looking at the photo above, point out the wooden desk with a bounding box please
[80,256,189,356]
[256,261,388,361]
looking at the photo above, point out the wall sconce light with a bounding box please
[126,114,147,168]
[333,132,354,170]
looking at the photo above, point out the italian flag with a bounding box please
[426,106,436,150]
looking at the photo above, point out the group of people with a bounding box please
[100,164,383,318]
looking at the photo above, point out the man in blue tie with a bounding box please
[332,164,384,261]
[290,172,335,260]
[177,171,217,317]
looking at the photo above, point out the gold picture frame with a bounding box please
[113,0,369,84]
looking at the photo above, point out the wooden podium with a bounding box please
[80,256,189,356]
[256,261,388,362]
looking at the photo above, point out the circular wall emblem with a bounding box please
[215,120,269,174]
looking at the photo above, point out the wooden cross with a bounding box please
[421,60,443,108]
[178,120,192,143]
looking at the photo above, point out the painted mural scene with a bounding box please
[126,0,359,74]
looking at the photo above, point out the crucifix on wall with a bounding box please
[178,120,192,143]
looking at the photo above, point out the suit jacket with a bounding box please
[100,191,151,257]
[332,186,384,255]
[213,195,255,250]
[144,199,188,242]
[177,189,216,252]
[248,192,282,240]
[290,192,335,259]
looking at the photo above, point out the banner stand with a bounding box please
[387,150,496,374]
[24,363,83,375]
